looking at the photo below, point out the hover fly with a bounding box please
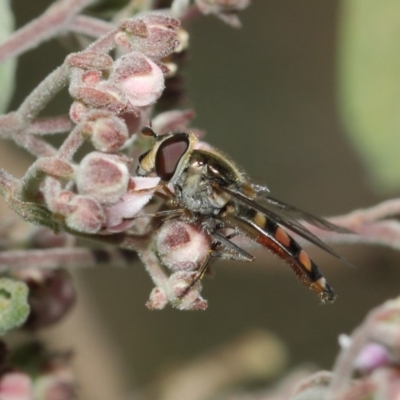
[137,127,351,302]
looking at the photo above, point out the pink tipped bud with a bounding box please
[0,371,33,400]
[156,220,211,272]
[355,343,391,373]
[152,109,195,133]
[168,271,208,310]
[70,82,138,114]
[66,52,113,71]
[36,158,75,179]
[104,176,160,231]
[81,70,102,85]
[90,115,129,152]
[110,52,165,108]
[118,14,181,59]
[146,287,168,310]
[65,195,105,233]
[69,101,88,124]
[76,152,130,205]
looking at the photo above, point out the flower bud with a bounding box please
[146,287,168,310]
[0,371,33,400]
[117,14,180,59]
[156,220,211,272]
[104,176,160,231]
[152,109,195,134]
[76,152,130,205]
[65,195,105,233]
[168,271,208,310]
[70,81,136,114]
[66,52,113,71]
[90,115,129,152]
[110,52,165,108]
[69,101,88,124]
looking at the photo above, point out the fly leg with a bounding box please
[178,230,255,298]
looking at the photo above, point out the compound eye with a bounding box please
[155,134,189,181]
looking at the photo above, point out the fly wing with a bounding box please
[220,185,353,267]
[257,194,352,234]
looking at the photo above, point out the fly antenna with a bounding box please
[141,125,158,138]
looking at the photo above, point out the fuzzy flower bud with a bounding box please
[0,372,33,400]
[104,176,160,231]
[110,52,165,108]
[152,109,195,134]
[76,152,130,205]
[69,101,88,124]
[156,220,211,271]
[66,51,114,71]
[65,195,105,233]
[70,81,134,114]
[89,114,129,152]
[168,272,208,310]
[146,287,168,310]
[117,14,181,59]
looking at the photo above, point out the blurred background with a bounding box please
[4,0,400,399]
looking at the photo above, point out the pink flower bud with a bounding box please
[66,52,113,71]
[118,14,181,59]
[69,101,88,124]
[70,82,138,114]
[76,152,130,205]
[355,343,391,373]
[168,271,208,310]
[119,111,141,135]
[81,70,101,85]
[65,195,105,233]
[104,176,160,231]
[0,372,33,400]
[89,115,129,152]
[146,287,168,310]
[36,158,75,179]
[152,109,195,134]
[156,220,211,271]
[110,52,165,108]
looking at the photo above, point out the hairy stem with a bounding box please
[0,0,95,63]
[0,247,138,271]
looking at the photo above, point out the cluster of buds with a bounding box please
[0,0,253,321]
[34,13,187,235]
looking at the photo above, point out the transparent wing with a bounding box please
[257,194,352,234]
[220,185,354,267]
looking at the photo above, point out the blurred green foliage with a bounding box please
[339,0,400,193]
[0,278,29,336]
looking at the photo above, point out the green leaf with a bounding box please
[0,0,16,113]
[0,278,30,335]
[338,0,400,192]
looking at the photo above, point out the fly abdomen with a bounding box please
[232,206,336,303]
